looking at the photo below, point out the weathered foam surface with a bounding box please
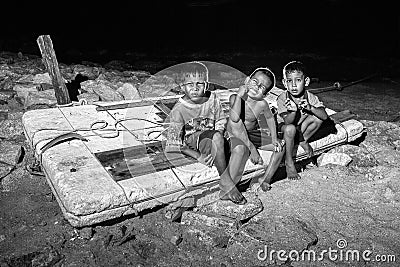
[22,88,365,227]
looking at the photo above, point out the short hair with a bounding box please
[249,67,276,91]
[178,61,209,84]
[283,61,307,78]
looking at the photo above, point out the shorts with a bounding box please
[185,130,222,155]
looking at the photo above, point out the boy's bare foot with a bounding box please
[219,187,247,205]
[259,181,272,192]
[249,148,263,165]
[286,163,301,180]
[299,141,314,158]
[257,178,272,192]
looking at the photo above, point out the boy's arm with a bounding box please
[180,145,214,167]
[228,93,263,165]
[263,103,278,142]
[229,85,247,123]
[308,106,328,120]
[300,93,328,121]
[214,93,227,134]
[263,102,284,152]
[277,94,297,125]
[180,145,213,166]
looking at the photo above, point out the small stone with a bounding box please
[102,234,113,249]
[0,111,8,121]
[212,235,230,248]
[0,90,15,101]
[79,227,94,240]
[384,188,395,200]
[170,234,182,246]
[30,246,63,267]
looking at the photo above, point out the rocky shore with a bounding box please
[1,51,400,266]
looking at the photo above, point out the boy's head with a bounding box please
[282,61,310,97]
[245,67,276,100]
[178,61,209,103]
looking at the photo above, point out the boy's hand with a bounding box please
[298,99,310,114]
[197,154,214,167]
[250,147,263,165]
[238,84,249,97]
[273,139,285,152]
[284,98,297,112]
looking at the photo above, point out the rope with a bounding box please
[308,61,399,94]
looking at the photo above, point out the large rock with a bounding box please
[81,80,124,101]
[328,144,377,167]
[13,84,38,101]
[71,64,103,80]
[0,90,15,102]
[197,191,263,221]
[0,112,24,139]
[138,75,179,98]
[32,73,52,84]
[181,211,240,236]
[227,215,318,266]
[16,73,53,85]
[317,152,352,167]
[182,211,239,248]
[77,92,100,104]
[116,83,141,100]
[360,120,400,152]
[359,120,400,167]
[0,162,14,185]
[24,89,57,108]
[0,141,23,166]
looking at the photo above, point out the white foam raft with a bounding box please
[22,87,365,227]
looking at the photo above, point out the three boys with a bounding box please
[166,60,329,204]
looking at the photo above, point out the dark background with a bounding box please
[1,0,399,76]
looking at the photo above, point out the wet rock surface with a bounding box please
[0,51,400,266]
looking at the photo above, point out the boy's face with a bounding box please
[283,70,310,97]
[181,73,207,103]
[247,71,273,100]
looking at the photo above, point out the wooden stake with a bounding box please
[36,35,71,105]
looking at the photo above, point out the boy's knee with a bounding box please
[283,124,296,137]
[232,143,247,156]
[212,131,224,147]
[314,117,323,126]
[311,116,323,125]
